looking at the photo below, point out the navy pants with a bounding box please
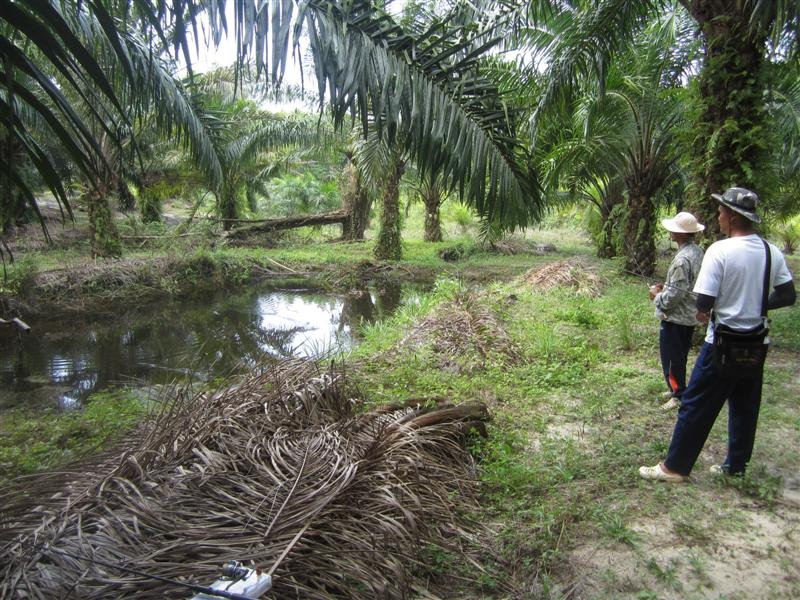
[659,320,695,399]
[664,343,763,476]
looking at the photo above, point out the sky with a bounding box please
[174,9,313,111]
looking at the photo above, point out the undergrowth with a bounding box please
[0,390,148,483]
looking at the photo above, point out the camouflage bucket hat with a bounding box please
[711,187,761,223]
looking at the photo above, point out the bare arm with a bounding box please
[695,293,715,324]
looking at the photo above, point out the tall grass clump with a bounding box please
[0,256,38,296]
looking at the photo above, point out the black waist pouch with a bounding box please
[712,323,769,377]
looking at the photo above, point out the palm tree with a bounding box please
[2,0,542,247]
[533,14,690,274]
[210,110,326,230]
[350,124,406,259]
[522,0,800,238]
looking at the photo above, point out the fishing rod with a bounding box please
[35,544,269,600]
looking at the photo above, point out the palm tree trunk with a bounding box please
[374,158,405,260]
[219,186,238,231]
[623,191,656,276]
[0,132,26,234]
[340,158,371,240]
[597,202,616,259]
[596,180,625,258]
[423,183,443,242]
[682,1,771,238]
[86,186,122,258]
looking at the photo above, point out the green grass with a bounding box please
[346,249,800,597]
[4,200,589,311]
[0,389,148,482]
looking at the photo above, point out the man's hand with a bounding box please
[696,309,710,324]
[648,283,664,301]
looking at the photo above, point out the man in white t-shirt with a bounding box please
[639,187,796,482]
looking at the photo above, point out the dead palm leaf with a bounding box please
[0,361,489,599]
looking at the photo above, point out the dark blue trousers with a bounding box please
[659,320,695,399]
[664,343,763,476]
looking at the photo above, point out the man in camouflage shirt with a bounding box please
[649,212,705,410]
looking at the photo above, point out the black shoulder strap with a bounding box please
[761,238,771,318]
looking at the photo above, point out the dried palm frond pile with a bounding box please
[521,259,603,297]
[400,290,520,373]
[0,362,489,599]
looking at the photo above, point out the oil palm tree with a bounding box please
[2,0,542,248]
[521,0,800,237]
[533,13,691,274]
[351,123,406,259]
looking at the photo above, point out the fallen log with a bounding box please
[224,210,350,239]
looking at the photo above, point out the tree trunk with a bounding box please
[597,202,616,259]
[374,159,405,260]
[219,186,238,232]
[423,183,443,242]
[597,211,617,258]
[682,1,771,239]
[340,158,371,240]
[0,132,27,234]
[595,180,624,258]
[139,188,162,223]
[224,210,349,239]
[623,191,657,276]
[86,187,122,258]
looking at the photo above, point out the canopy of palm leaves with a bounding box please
[2,0,543,239]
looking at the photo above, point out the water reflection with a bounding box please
[0,282,415,411]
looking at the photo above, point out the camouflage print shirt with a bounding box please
[654,242,705,326]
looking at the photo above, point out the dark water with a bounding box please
[0,282,408,411]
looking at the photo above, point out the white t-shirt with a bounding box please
[693,234,793,343]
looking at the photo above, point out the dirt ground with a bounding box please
[554,351,800,599]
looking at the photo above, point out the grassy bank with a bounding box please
[2,233,569,315]
[1,199,584,314]
[0,390,149,481]
[346,258,800,598]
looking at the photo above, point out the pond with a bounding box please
[0,281,412,412]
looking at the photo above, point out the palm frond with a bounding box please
[0,362,489,598]
[526,0,661,134]
[747,0,800,57]
[119,29,225,189]
[298,0,541,226]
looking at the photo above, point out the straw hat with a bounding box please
[711,187,761,223]
[661,211,705,234]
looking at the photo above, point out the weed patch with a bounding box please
[0,389,147,482]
